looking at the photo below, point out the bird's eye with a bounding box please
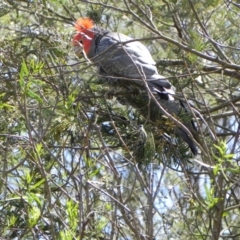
[79,40,83,44]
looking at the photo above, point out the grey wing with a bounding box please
[96,33,174,97]
[97,33,157,78]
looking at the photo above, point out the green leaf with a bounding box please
[27,89,43,103]
[28,206,40,227]
[19,59,29,88]
[35,143,43,155]
[0,103,14,110]
[89,167,102,178]
[8,215,17,227]
[213,164,220,176]
[29,178,45,191]
[25,171,32,185]
[223,154,235,159]
[27,193,44,206]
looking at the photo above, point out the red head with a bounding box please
[72,18,95,56]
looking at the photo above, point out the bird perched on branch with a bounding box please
[72,17,198,155]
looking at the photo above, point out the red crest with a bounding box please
[74,18,94,32]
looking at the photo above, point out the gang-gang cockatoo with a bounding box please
[72,17,198,155]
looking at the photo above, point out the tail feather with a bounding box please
[175,127,198,155]
[158,99,198,155]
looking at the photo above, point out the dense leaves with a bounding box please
[0,0,240,239]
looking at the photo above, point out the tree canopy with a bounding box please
[0,0,240,239]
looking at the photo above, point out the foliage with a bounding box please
[0,0,240,239]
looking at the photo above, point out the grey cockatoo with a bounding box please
[72,18,198,155]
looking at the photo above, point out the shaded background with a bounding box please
[0,0,240,239]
